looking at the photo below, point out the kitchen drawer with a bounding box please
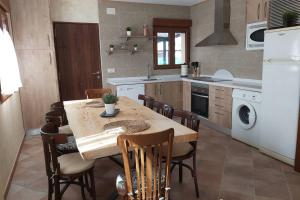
[209,106,232,129]
[209,98,232,112]
[209,85,232,97]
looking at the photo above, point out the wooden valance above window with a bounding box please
[153,18,192,28]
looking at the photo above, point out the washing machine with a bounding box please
[232,89,261,148]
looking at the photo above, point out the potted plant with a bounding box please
[282,11,299,27]
[126,27,132,37]
[133,44,138,52]
[102,93,118,115]
[109,44,114,52]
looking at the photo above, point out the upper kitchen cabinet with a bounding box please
[247,0,269,24]
[9,0,53,50]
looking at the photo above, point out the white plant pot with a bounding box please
[126,31,132,37]
[105,104,115,115]
[109,47,114,52]
[134,47,138,51]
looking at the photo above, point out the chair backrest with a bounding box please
[117,129,174,200]
[41,123,65,177]
[85,88,112,99]
[138,94,154,108]
[152,101,174,119]
[174,110,200,132]
[50,101,64,110]
[45,110,64,126]
[50,102,68,125]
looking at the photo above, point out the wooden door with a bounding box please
[54,22,102,101]
[247,0,263,24]
[10,0,52,49]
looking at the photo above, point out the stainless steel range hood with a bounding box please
[195,0,238,47]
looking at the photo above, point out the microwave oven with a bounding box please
[246,21,268,50]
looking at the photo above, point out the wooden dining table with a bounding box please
[64,96,198,161]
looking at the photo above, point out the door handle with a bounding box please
[92,71,100,75]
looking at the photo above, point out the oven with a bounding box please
[191,83,209,118]
[246,21,268,50]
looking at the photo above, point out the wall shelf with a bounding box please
[120,35,152,41]
[107,48,144,55]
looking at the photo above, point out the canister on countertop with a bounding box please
[181,64,188,77]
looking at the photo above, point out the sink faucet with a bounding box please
[147,64,151,80]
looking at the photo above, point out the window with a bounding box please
[153,18,191,70]
[0,6,22,103]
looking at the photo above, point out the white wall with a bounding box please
[50,0,99,23]
[0,93,25,198]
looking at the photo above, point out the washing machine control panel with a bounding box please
[232,89,262,103]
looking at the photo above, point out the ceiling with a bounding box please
[110,0,205,6]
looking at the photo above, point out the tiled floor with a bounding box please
[6,125,300,200]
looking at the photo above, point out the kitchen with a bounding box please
[1,0,300,199]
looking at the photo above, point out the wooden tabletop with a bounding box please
[64,97,198,160]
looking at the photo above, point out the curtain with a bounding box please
[0,28,22,95]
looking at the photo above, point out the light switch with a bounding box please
[107,68,115,73]
[106,8,116,15]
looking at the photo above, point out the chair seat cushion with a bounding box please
[59,125,73,135]
[163,143,194,158]
[58,153,94,175]
[56,136,77,151]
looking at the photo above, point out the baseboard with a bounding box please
[259,147,295,166]
[3,133,25,199]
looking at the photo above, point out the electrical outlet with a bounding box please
[107,68,115,73]
[106,8,116,15]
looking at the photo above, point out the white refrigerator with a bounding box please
[260,26,300,165]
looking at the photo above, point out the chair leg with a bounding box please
[54,176,61,200]
[84,174,90,193]
[179,161,183,183]
[89,169,96,200]
[193,153,199,198]
[79,176,86,200]
[48,178,53,200]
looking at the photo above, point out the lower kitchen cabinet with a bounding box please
[145,81,182,110]
[208,85,233,129]
[182,81,191,111]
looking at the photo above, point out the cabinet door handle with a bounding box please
[215,88,225,92]
[215,112,224,116]
[264,1,268,19]
[215,104,224,108]
[48,34,51,48]
[215,96,224,100]
[160,84,162,95]
[49,52,52,65]
[257,3,261,20]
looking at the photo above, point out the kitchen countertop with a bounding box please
[107,75,262,92]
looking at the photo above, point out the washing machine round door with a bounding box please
[236,102,256,130]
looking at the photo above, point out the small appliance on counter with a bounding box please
[180,64,188,77]
[191,62,201,77]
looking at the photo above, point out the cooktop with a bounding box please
[192,76,231,82]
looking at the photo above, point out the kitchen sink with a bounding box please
[142,78,160,81]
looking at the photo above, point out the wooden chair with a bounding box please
[41,123,96,200]
[138,94,154,109]
[50,102,68,126]
[45,111,77,155]
[85,88,112,99]
[116,129,174,200]
[166,110,200,197]
[152,101,174,119]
